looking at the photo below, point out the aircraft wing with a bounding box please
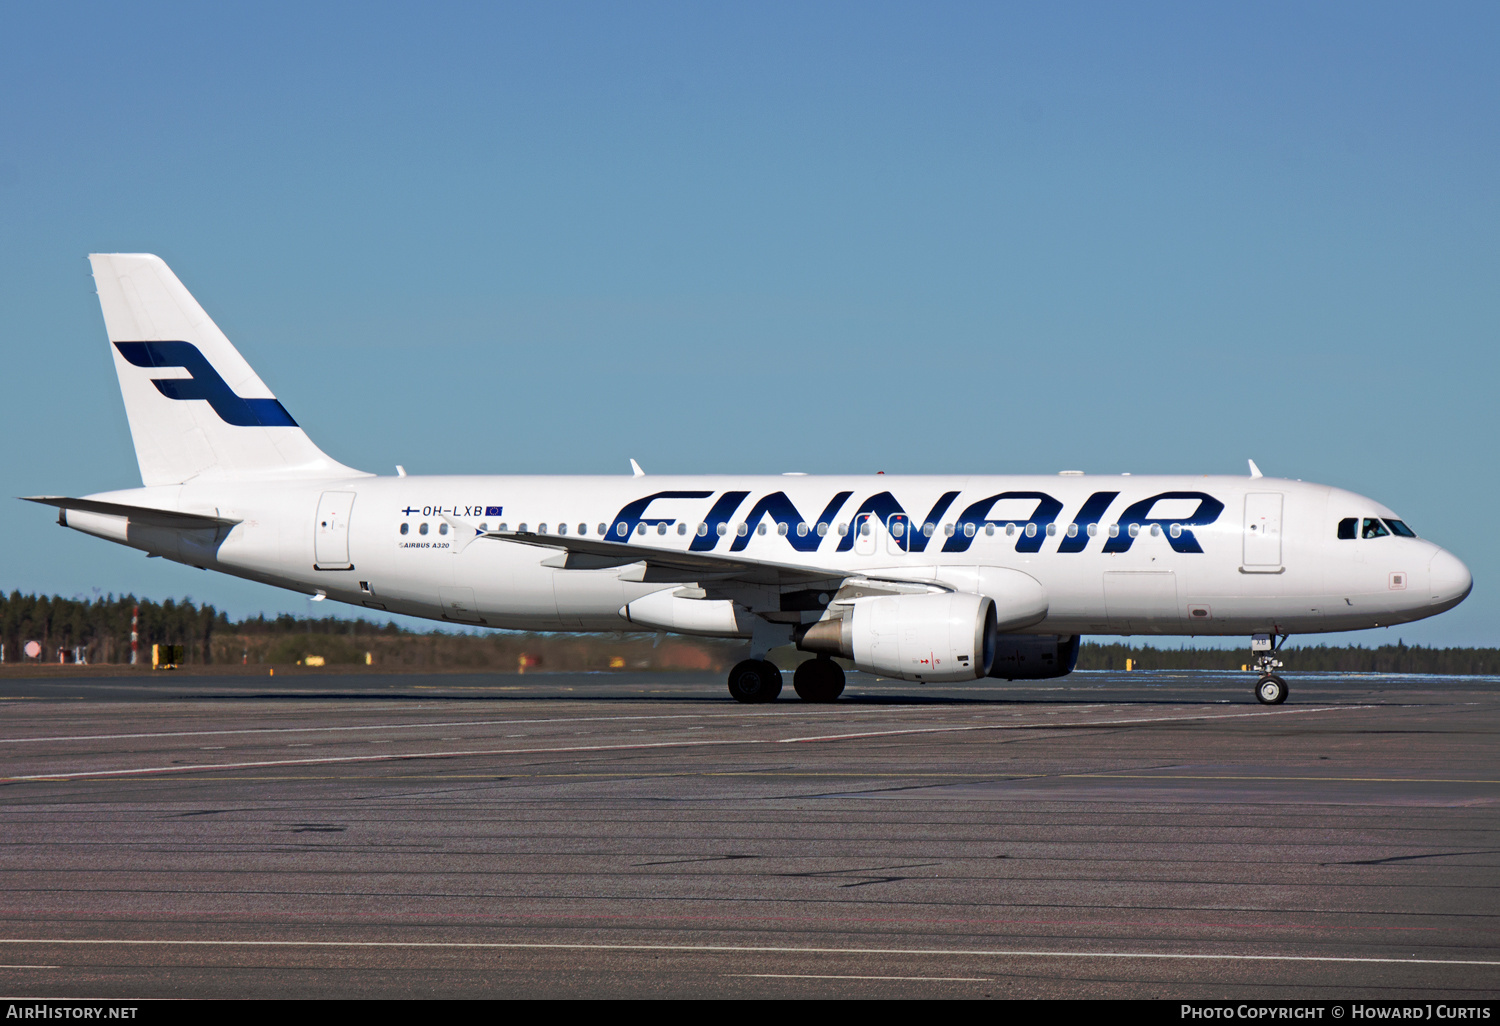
[482,529,843,587]
[22,496,241,530]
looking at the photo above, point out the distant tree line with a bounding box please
[2,591,1496,674]
[0,591,228,664]
[1078,641,1500,675]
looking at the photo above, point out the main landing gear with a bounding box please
[726,656,847,703]
[792,656,845,703]
[727,659,783,703]
[1251,633,1288,705]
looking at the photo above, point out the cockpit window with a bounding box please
[1362,518,1390,539]
[1337,518,1357,540]
[1384,519,1417,538]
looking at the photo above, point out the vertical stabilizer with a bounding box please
[90,254,366,486]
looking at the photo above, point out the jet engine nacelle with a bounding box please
[799,591,999,683]
[987,634,1081,680]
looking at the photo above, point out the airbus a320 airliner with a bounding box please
[27,255,1473,704]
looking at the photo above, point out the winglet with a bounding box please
[630,459,645,477]
[1248,459,1264,479]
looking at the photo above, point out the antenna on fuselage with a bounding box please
[630,459,645,477]
[1248,459,1264,479]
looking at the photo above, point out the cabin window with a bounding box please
[419,523,429,536]
[598,523,607,536]
[737,523,749,537]
[538,523,548,535]
[985,524,995,537]
[1362,518,1390,539]
[818,523,829,537]
[797,523,808,537]
[892,522,905,538]
[777,522,788,536]
[578,523,587,535]
[1109,523,1120,538]
[923,523,935,537]
[860,521,871,537]
[1128,524,1140,538]
[1169,523,1182,539]
[756,523,767,536]
[677,523,687,535]
[1046,523,1057,537]
[1087,523,1098,537]
[963,522,975,538]
[400,523,409,535]
[944,523,955,537]
[557,523,568,536]
[657,523,667,535]
[1006,523,1016,536]
[1025,523,1037,538]
[698,523,709,537]
[497,523,508,533]
[439,522,448,535]
[1066,523,1077,538]
[1149,524,1160,537]
[717,523,727,537]
[838,523,848,536]
[615,523,627,537]
[1385,519,1417,538]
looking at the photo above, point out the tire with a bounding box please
[758,660,783,702]
[1255,674,1288,705]
[728,659,781,703]
[793,658,846,703]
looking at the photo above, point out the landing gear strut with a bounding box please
[1251,633,1288,705]
[793,657,845,703]
[727,659,783,703]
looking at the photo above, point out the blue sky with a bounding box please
[1,2,1496,646]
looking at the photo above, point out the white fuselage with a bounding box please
[61,472,1473,638]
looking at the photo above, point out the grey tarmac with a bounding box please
[0,668,1495,999]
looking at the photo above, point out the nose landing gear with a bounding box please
[1251,633,1289,704]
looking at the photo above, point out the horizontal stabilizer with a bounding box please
[22,496,240,530]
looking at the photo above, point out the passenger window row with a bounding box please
[1337,517,1416,540]
[397,518,1199,544]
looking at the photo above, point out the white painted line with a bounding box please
[0,739,746,782]
[777,706,1358,743]
[0,706,1362,783]
[0,709,841,746]
[726,973,990,982]
[0,938,1494,968]
[0,965,59,969]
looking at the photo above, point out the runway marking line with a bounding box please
[1065,774,1500,785]
[0,938,1495,968]
[775,706,1361,743]
[726,973,991,982]
[0,708,876,746]
[0,706,1361,784]
[127,770,1500,787]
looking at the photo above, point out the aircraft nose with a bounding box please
[1428,548,1473,608]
